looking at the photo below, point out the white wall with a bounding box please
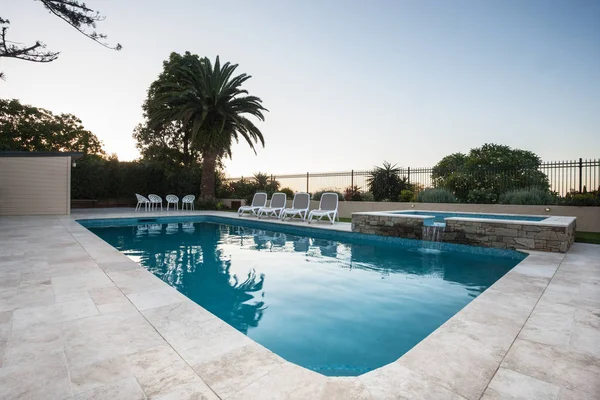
[0,156,71,216]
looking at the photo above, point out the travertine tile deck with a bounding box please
[0,209,598,400]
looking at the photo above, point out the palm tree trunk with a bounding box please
[200,151,218,201]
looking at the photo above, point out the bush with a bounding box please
[562,193,599,206]
[71,156,205,201]
[361,192,375,201]
[399,189,414,202]
[344,185,362,201]
[417,188,457,203]
[499,188,556,205]
[467,188,497,204]
[313,189,344,201]
[279,187,295,199]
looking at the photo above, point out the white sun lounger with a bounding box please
[280,192,310,221]
[257,192,287,219]
[238,192,268,217]
[308,192,339,224]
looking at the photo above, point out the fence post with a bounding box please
[351,170,354,188]
[579,158,583,193]
[306,172,309,193]
[407,167,411,185]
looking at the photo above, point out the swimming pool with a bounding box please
[393,211,547,225]
[83,216,525,376]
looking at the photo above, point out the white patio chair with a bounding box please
[280,192,310,221]
[166,194,179,211]
[148,194,163,211]
[182,195,195,210]
[308,192,339,224]
[257,192,287,219]
[135,194,150,212]
[238,192,268,217]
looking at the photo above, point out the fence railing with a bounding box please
[225,158,600,198]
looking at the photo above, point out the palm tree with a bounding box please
[148,55,268,201]
[367,161,410,202]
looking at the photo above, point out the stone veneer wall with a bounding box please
[444,219,576,253]
[352,214,576,253]
[351,214,425,240]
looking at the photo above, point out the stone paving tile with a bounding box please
[127,344,217,400]
[12,298,99,330]
[141,301,218,333]
[72,377,146,400]
[569,323,600,359]
[4,323,64,366]
[519,301,577,347]
[52,270,114,295]
[89,287,137,315]
[502,338,600,397]
[106,269,167,295]
[192,341,285,398]
[62,311,164,367]
[69,354,134,395]
[488,270,550,299]
[0,282,55,312]
[162,320,254,367]
[483,368,560,400]
[126,287,187,311]
[359,362,466,400]
[397,328,503,400]
[228,362,327,400]
[319,377,374,400]
[0,352,72,400]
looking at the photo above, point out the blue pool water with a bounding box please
[84,217,525,376]
[394,211,547,225]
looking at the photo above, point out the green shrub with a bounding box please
[563,193,599,206]
[361,192,375,202]
[279,187,295,199]
[417,188,457,203]
[467,188,497,204]
[344,185,362,201]
[399,189,414,202]
[499,188,556,205]
[313,189,344,201]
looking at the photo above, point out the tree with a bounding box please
[0,98,104,154]
[367,161,411,202]
[136,52,203,167]
[1,1,120,78]
[432,143,549,202]
[147,54,267,201]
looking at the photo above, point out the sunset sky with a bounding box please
[2,0,599,176]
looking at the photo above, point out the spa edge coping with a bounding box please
[352,210,576,228]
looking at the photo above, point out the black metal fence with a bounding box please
[225,158,600,198]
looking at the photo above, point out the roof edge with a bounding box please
[0,151,84,160]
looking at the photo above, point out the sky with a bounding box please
[2,0,599,177]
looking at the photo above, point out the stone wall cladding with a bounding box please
[352,214,425,240]
[352,214,576,253]
[445,219,575,253]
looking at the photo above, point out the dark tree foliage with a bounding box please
[0,0,120,78]
[135,52,203,167]
[0,98,104,154]
[367,161,411,202]
[432,143,549,203]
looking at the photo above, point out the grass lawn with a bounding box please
[575,231,600,245]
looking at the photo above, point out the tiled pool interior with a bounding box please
[82,216,526,376]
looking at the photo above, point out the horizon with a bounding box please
[2,0,599,176]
